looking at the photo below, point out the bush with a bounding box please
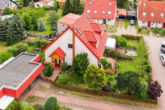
[72,53,89,82]
[121,34,141,40]
[84,64,107,89]
[44,97,57,110]
[2,7,13,15]
[56,73,71,85]
[6,99,20,110]
[135,80,148,99]
[116,37,127,47]
[33,104,43,110]
[101,58,112,69]
[62,62,70,72]
[20,101,29,110]
[38,20,46,32]
[0,52,13,64]
[102,84,112,92]
[23,106,35,110]
[148,81,163,99]
[43,64,53,77]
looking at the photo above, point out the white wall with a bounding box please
[75,37,99,66]
[6,1,17,9]
[57,22,68,35]
[138,20,148,27]
[48,1,54,6]
[34,2,44,8]
[156,22,163,28]
[107,19,115,26]
[151,22,156,28]
[45,29,73,65]
[138,20,163,28]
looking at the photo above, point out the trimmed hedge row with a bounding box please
[53,82,157,104]
[121,34,142,40]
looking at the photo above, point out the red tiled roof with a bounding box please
[83,0,117,19]
[44,13,108,60]
[118,9,127,16]
[49,47,66,59]
[84,31,97,42]
[138,0,165,22]
[58,13,81,25]
[39,0,53,4]
[90,23,101,32]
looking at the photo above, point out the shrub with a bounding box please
[101,58,112,69]
[72,53,89,82]
[116,71,141,96]
[33,104,43,110]
[84,65,107,89]
[0,52,13,64]
[62,62,70,72]
[2,7,13,15]
[23,106,35,110]
[6,99,21,110]
[135,80,148,99]
[44,97,57,110]
[56,73,71,85]
[43,64,53,77]
[38,20,46,32]
[20,101,29,110]
[7,47,18,56]
[116,37,127,47]
[148,81,163,99]
[102,84,112,92]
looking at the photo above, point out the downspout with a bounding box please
[72,27,75,59]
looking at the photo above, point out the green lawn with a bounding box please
[119,20,124,29]
[117,60,138,73]
[127,39,139,48]
[137,27,150,35]
[0,42,11,53]
[28,9,63,35]
[124,20,129,30]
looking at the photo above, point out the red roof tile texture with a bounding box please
[84,0,117,19]
[138,0,165,22]
[49,47,66,59]
[118,9,127,16]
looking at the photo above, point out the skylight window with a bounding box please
[109,2,112,6]
[161,13,164,18]
[151,12,154,17]
[90,1,92,4]
[87,10,91,13]
[76,28,83,34]
[143,3,146,7]
[102,11,105,14]
[142,12,146,16]
[108,11,111,15]
[94,10,97,14]
[87,16,92,22]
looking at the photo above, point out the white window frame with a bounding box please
[102,11,105,14]
[108,11,111,15]
[94,10,97,14]
[109,2,112,6]
[87,10,91,13]
[142,12,146,16]
[161,13,164,18]
[143,3,146,7]
[151,12,154,17]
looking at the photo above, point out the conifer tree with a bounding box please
[6,14,25,45]
[72,0,83,14]
[38,20,46,32]
[0,20,8,41]
[63,0,72,16]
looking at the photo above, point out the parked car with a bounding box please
[130,19,135,25]
[160,54,165,66]
[161,41,165,53]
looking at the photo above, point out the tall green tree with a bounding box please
[0,20,9,41]
[84,65,107,90]
[22,0,31,6]
[72,0,84,14]
[47,12,59,26]
[2,7,13,15]
[63,0,72,15]
[117,0,129,8]
[6,14,25,45]
[22,13,32,30]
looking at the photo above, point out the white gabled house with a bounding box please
[34,0,54,8]
[43,13,108,69]
[137,0,165,28]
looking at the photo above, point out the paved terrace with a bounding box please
[0,53,40,89]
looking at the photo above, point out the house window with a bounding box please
[142,12,146,16]
[68,44,73,48]
[161,13,164,18]
[109,2,112,6]
[87,16,92,22]
[143,3,146,7]
[90,1,92,4]
[94,10,97,14]
[102,11,105,14]
[76,28,83,34]
[142,21,146,24]
[151,12,154,17]
[108,11,111,15]
[87,10,91,13]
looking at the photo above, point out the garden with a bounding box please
[6,97,72,110]
[53,34,163,104]
[151,28,165,37]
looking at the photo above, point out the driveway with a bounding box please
[144,36,165,110]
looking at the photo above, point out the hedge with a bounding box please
[121,34,142,40]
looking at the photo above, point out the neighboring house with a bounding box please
[0,53,44,110]
[138,0,165,28]
[56,0,86,5]
[43,13,108,69]
[83,0,117,26]
[57,13,81,35]
[0,0,17,15]
[34,0,54,8]
[0,14,14,20]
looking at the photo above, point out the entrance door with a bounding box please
[55,59,61,68]
[163,23,165,28]
[148,22,151,28]
[103,19,106,24]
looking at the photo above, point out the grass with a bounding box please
[0,42,10,53]
[28,9,63,35]
[26,96,43,103]
[124,20,129,30]
[111,20,119,33]
[117,60,138,73]
[137,27,150,35]
[119,20,124,29]
[127,39,139,48]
